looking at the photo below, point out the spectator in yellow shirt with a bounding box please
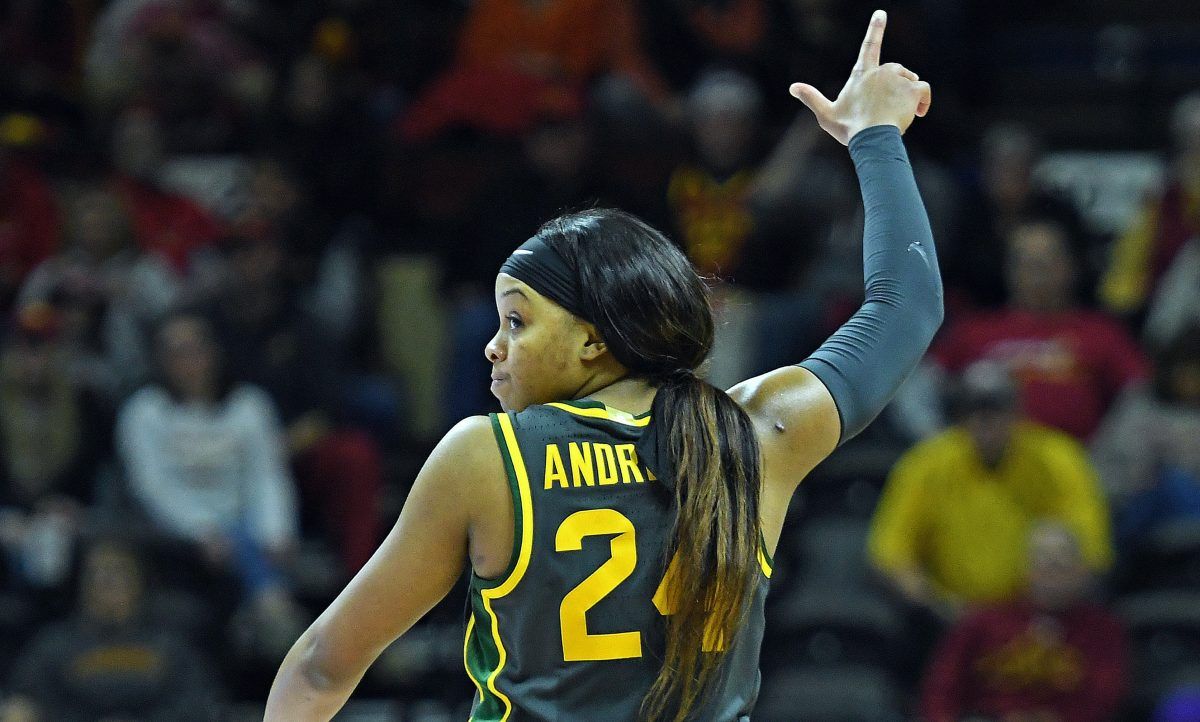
[869,362,1113,620]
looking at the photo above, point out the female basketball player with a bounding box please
[266,10,939,721]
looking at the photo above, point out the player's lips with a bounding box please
[490,373,508,391]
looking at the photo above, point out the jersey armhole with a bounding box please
[757,528,774,579]
[472,412,534,594]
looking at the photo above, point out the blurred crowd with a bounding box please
[0,0,1199,720]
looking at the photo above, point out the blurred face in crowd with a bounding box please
[982,124,1037,211]
[112,110,165,181]
[81,542,144,627]
[965,405,1018,468]
[960,362,1020,466]
[1026,522,1089,611]
[158,316,219,401]
[70,188,130,260]
[245,159,301,228]
[1005,221,1076,313]
[688,71,762,174]
[692,106,757,174]
[524,119,591,183]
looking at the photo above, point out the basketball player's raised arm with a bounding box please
[265,417,498,721]
[729,10,942,484]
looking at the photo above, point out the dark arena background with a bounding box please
[2,1,1200,720]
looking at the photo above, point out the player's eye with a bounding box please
[507,314,523,330]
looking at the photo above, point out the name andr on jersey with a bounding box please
[543,442,657,489]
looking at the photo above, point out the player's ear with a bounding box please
[578,321,608,361]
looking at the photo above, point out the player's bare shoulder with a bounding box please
[727,366,840,489]
[432,415,508,493]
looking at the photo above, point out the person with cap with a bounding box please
[869,361,1114,620]
[267,11,940,720]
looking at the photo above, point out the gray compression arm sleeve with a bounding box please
[798,125,944,444]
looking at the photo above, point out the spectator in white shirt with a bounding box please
[116,313,302,641]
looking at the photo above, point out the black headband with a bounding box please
[499,236,591,322]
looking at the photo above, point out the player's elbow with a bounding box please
[265,626,358,721]
[909,288,944,356]
[295,625,353,694]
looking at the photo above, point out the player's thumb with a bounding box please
[789,83,832,116]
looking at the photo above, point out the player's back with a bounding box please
[465,400,772,722]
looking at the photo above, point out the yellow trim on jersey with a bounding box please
[546,402,651,427]
[479,413,535,722]
[463,615,486,713]
[757,528,774,578]
[758,545,773,578]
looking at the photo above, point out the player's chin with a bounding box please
[490,378,519,412]
[495,391,537,414]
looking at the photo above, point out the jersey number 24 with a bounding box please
[555,508,723,662]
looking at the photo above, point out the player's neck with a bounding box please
[576,376,657,417]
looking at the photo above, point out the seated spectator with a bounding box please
[1091,325,1200,542]
[1101,92,1200,321]
[0,535,222,721]
[920,521,1127,722]
[869,362,1113,617]
[0,304,105,594]
[19,183,179,400]
[933,218,1149,440]
[667,69,849,385]
[116,313,303,644]
[109,107,223,273]
[948,122,1089,310]
[83,0,273,153]
[0,115,60,311]
[205,233,384,574]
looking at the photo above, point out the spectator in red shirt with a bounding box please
[933,218,1149,440]
[109,107,223,273]
[920,521,1128,722]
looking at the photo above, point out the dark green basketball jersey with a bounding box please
[464,399,773,722]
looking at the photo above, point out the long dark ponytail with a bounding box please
[537,209,762,721]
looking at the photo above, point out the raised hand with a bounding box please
[789,10,932,145]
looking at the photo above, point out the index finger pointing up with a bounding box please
[855,10,887,71]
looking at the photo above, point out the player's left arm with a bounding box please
[265,416,499,721]
[729,11,943,490]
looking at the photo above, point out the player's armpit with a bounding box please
[266,416,500,719]
[310,415,497,672]
[728,365,841,493]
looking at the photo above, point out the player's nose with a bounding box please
[485,332,505,363]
